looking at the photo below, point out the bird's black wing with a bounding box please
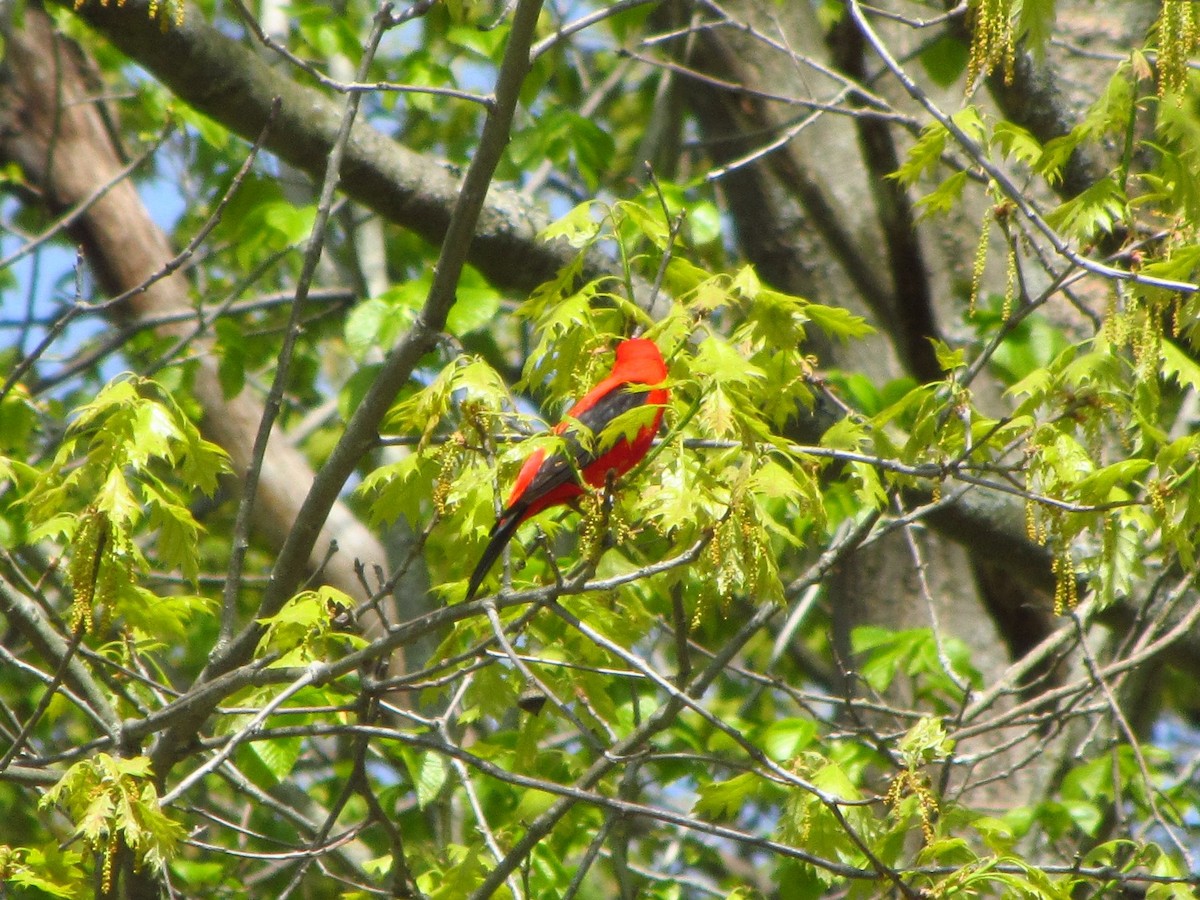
[511,384,645,504]
[463,385,646,601]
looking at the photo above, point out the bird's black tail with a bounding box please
[464,508,526,602]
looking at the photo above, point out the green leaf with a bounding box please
[412,752,448,810]
[293,5,361,59]
[2,845,86,898]
[931,339,966,373]
[213,175,313,267]
[1139,243,1200,314]
[897,716,955,766]
[801,301,874,341]
[972,816,1017,853]
[248,734,304,784]
[852,627,978,698]
[445,278,501,337]
[143,482,202,584]
[1161,338,1200,389]
[0,385,38,455]
[819,415,870,452]
[391,48,455,111]
[1071,458,1152,503]
[1036,129,1085,184]
[853,626,914,692]
[809,758,862,802]
[357,453,438,526]
[40,754,183,873]
[1080,65,1134,138]
[692,336,766,387]
[262,199,317,245]
[129,399,181,469]
[892,122,947,186]
[1045,177,1127,241]
[509,110,615,193]
[618,199,671,250]
[985,310,1071,385]
[539,200,601,247]
[914,170,968,219]
[760,718,818,762]
[1016,0,1056,60]
[993,121,1044,169]
[666,257,715,298]
[771,859,833,899]
[918,33,969,87]
[950,107,988,145]
[1142,157,1200,249]
[598,398,666,450]
[255,586,364,665]
[346,294,416,359]
[693,772,762,820]
[97,466,142,528]
[687,199,722,246]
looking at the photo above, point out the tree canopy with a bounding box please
[2,0,1200,897]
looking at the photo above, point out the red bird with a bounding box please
[465,337,669,601]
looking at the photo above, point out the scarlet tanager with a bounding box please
[465,338,669,601]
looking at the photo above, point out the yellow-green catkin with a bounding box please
[1157,1,1198,99]
[432,442,458,519]
[1102,286,1124,346]
[1024,471,1049,546]
[1052,546,1078,615]
[885,770,939,845]
[1026,500,1049,546]
[578,493,600,560]
[1001,245,1015,320]
[102,833,118,895]
[67,508,106,632]
[1148,478,1170,518]
[969,208,991,317]
[1131,300,1164,377]
[967,0,1016,93]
